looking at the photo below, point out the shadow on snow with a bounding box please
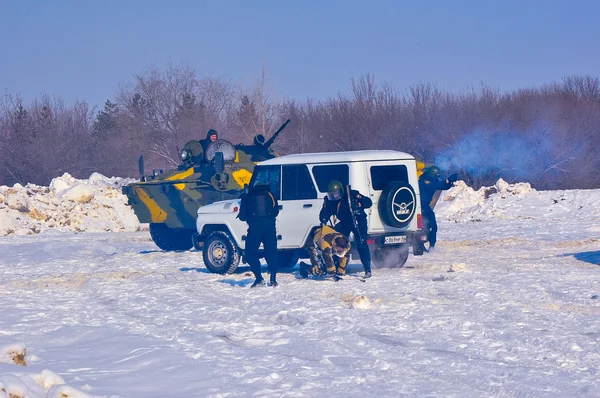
[566,250,600,266]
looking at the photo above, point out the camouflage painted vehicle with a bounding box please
[122,119,291,251]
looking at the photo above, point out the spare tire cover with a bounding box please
[378,181,417,228]
[206,139,236,162]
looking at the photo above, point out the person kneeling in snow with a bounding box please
[299,225,351,280]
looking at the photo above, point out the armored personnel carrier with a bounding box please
[122,119,290,251]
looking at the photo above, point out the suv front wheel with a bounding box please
[202,231,241,274]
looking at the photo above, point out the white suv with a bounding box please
[194,150,427,274]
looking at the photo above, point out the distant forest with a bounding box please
[2,63,599,190]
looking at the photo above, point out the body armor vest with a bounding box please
[247,192,275,218]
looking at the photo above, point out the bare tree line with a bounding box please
[1,64,599,190]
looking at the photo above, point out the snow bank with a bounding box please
[2,172,594,237]
[0,369,91,398]
[0,173,140,236]
[0,343,26,366]
[0,343,91,398]
[435,179,537,221]
[436,178,600,223]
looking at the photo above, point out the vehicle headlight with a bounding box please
[181,149,190,161]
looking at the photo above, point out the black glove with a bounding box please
[351,201,359,211]
[448,173,458,183]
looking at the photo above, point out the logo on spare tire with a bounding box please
[378,181,417,228]
[392,187,415,223]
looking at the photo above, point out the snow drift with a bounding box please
[2,173,598,238]
[0,173,140,236]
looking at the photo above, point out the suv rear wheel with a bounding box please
[203,231,241,274]
[370,244,409,268]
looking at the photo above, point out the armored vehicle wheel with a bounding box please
[278,250,300,269]
[378,181,417,228]
[370,244,409,268]
[149,223,195,251]
[203,231,241,274]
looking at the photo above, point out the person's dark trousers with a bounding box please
[335,222,371,273]
[421,204,438,247]
[245,220,279,280]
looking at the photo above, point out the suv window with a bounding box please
[282,165,317,200]
[370,165,409,190]
[250,165,281,199]
[312,164,349,192]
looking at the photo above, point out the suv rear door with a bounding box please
[365,161,417,233]
[277,164,321,248]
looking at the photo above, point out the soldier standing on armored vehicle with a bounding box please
[200,129,219,155]
[121,119,291,253]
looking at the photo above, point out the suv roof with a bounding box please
[259,150,415,165]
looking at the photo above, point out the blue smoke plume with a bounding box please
[433,129,569,182]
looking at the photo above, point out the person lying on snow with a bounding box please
[299,224,351,281]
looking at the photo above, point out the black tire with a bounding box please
[378,181,417,228]
[278,250,300,269]
[202,231,241,274]
[149,223,195,251]
[370,244,409,269]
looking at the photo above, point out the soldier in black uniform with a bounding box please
[319,181,373,278]
[418,166,458,251]
[200,129,219,154]
[238,183,280,287]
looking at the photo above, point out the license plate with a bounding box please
[384,235,406,244]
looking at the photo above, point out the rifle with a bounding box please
[262,119,291,149]
[346,185,365,246]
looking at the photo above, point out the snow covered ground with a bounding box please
[1,176,600,397]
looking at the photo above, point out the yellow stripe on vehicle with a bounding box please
[417,161,426,177]
[165,167,194,190]
[134,187,167,222]
[232,169,253,187]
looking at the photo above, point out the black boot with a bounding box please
[298,262,309,278]
[269,274,278,287]
[250,277,265,288]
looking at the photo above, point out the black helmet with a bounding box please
[426,166,441,178]
[253,134,265,146]
[326,180,344,201]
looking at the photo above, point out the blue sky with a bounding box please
[1,0,599,110]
